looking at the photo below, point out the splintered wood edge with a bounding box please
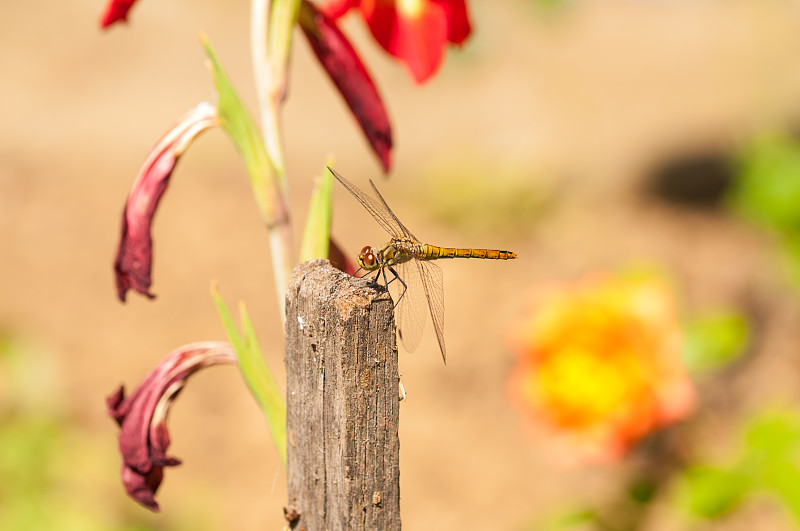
[286,259,391,318]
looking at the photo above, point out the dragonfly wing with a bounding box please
[367,179,419,241]
[416,260,446,363]
[394,260,427,354]
[329,168,405,237]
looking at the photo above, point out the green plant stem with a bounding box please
[250,0,302,319]
[250,0,271,157]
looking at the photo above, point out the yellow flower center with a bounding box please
[397,0,424,17]
[536,345,646,428]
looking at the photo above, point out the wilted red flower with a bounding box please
[509,274,697,463]
[107,342,236,510]
[299,1,393,171]
[322,0,472,83]
[100,0,139,28]
[114,102,218,302]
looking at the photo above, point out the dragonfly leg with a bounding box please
[380,266,391,290]
[384,271,400,287]
[357,267,381,285]
[386,266,408,311]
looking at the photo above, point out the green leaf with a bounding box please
[730,134,800,291]
[676,465,752,519]
[760,460,800,524]
[731,134,800,232]
[741,411,800,524]
[211,285,286,464]
[743,411,800,458]
[298,166,333,263]
[201,35,287,228]
[683,311,749,373]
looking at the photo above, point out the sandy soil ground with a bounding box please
[4,0,800,529]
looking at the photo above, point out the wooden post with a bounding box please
[284,259,401,530]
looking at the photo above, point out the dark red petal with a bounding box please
[114,103,217,302]
[121,462,166,511]
[107,342,236,511]
[113,181,163,302]
[329,237,358,276]
[107,386,128,426]
[299,1,393,172]
[100,0,139,28]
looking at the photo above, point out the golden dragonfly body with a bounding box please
[330,168,517,363]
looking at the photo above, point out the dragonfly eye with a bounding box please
[359,246,376,266]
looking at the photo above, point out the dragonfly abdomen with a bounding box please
[418,244,517,260]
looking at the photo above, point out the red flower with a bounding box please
[322,0,472,83]
[107,342,237,510]
[299,1,393,171]
[114,102,218,301]
[100,0,139,28]
[509,274,697,463]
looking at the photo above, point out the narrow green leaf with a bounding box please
[211,284,286,464]
[298,166,333,262]
[201,35,286,227]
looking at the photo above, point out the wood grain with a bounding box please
[285,259,401,530]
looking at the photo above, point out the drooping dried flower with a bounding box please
[107,342,236,510]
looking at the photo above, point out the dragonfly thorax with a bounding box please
[358,240,417,271]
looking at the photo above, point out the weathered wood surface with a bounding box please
[285,259,401,530]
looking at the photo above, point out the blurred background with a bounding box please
[4,0,800,529]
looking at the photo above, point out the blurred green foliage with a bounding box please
[683,311,749,374]
[416,166,550,237]
[536,508,599,530]
[676,410,800,525]
[730,133,800,289]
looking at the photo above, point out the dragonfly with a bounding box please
[330,167,518,363]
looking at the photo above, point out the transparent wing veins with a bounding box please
[329,167,408,239]
[394,260,427,354]
[416,260,446,362]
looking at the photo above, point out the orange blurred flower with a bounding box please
[509,273,696,463]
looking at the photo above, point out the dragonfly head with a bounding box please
[357,245,380,271]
